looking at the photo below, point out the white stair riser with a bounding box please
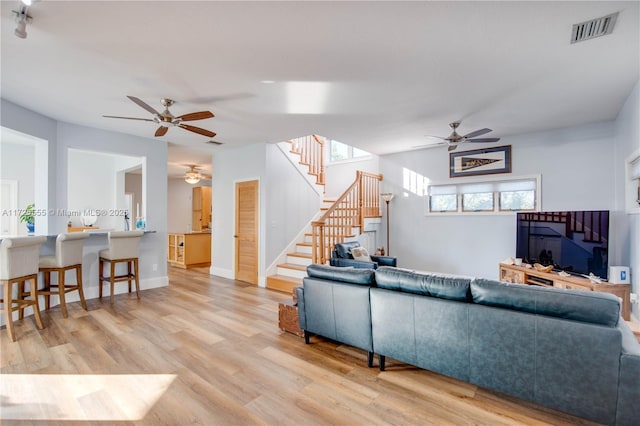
[287,255,312,266]
[277,267,307,279]
[296,245,312,255]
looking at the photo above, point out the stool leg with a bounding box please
[58,269,68,318]
[30,276,44,330]
[18,281,25,320]
[44,271,51,311]
[127,261,132,293]
[76,265,87,311]
[99,259,103,300]
[133,258,140,299]
[110,261,116,304]
[3,280,16,342]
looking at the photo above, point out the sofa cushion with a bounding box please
[471,278,620,327]
[306,264,375,286]
[335,241,360,259]
[375,267,472,302]
[352,247,372,262]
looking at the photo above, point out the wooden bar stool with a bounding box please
[38,233,90,318]
[98,231,144,304]
[0,236,47,342]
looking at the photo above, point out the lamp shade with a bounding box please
[381,193,395,203]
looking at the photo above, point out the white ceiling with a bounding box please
[1,1,638,177]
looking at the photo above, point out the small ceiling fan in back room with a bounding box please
[103,96,216,138]
[420,121,500,151]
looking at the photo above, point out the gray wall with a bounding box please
[614,81,639,320]
[1,99,169,296]
[380,121,617,280]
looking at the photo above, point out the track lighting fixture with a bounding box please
[13,5,32,39]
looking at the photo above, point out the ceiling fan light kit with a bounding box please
[103,96,217,138]
[12,4,32,39]
[184,165,211,185]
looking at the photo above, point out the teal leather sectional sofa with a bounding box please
[295,265,640,425]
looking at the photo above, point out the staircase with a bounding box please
[266,199,351,293]
[265,135,383,294]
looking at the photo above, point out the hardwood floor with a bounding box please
[1,266,599,425]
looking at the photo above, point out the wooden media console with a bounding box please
[499,263,631,321]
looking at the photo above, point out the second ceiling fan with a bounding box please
[104,96,216,138]
[423,121,500,151]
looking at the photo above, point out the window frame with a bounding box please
[426,175,540,216]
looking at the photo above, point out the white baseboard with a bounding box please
[210,266,233,280]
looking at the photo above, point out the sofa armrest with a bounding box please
[371,255,397,267]
[616,322,640,425]
[330,257,378,269]
[295,286,306,330]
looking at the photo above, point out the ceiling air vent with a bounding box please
[571,12,618,44]
[206,140,223,145]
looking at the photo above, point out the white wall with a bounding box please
[168,178,194,233]
[0,141,35,235]
[67,149,117,229]
[380,121,617,279]
[324,156,380,197]
[265,144,321,265]
[614,81,640,320]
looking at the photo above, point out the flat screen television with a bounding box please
[515,210,609,280]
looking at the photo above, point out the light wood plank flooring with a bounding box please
[1,266,599,425]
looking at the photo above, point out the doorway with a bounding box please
[235,180,258,284]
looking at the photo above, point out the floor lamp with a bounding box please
[381,193,394,255]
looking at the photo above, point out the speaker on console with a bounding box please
[609,266,630,284]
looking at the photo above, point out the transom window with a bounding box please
[329,140,370,163]
[427,177,539,214]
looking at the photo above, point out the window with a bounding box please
[329,140,371,163]
[427,177,539,214]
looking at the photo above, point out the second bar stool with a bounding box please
[38,232,90,318]
[98,230,144,304]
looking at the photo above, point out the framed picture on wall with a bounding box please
[450,145,512,178]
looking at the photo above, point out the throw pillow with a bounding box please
[351,247,372,262]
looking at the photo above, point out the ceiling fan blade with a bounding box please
[103,115,155,122]
[155,126,169,137]
[177,111,214,121]
[424,135,448,141]
[127,96,161,116]
[462,128,492,139]
[467,138,501,143]
[178,124,216,138]
[448,144,458,152]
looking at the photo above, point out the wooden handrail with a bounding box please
[311,171,383,264]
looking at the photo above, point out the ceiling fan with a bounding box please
[421,121,500,151]
[103,96,216,138]
[184,165,211,184]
